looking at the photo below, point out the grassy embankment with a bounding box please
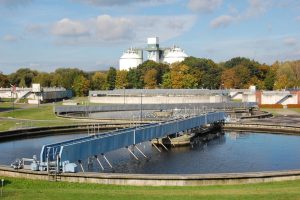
[0,177,300,200]
[0,103,77,132]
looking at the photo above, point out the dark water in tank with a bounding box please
[1,132,300,174]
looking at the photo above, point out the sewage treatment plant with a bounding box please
[0,88,300,186]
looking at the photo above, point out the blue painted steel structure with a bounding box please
[40,112,225,164]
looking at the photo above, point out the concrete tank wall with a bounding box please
[90,95,229,104]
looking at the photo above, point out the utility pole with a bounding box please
[123,87,125,104]
[140,93,143,122]
[10,84,15,112]
[37,93,40,108]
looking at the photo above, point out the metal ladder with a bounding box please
[47,151,61,182]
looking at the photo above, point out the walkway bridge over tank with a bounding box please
[40,112,225,171]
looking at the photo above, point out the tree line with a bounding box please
[0,57,299,96]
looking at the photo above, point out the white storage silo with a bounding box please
[163,46,188,64]
[119,48,143,71]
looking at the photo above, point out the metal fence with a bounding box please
[55,102,257,114]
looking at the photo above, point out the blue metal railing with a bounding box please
[40,112,225,163]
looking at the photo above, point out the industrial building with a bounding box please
[119,37,188,71]
[0,84,72,104]
[89,88,300,107]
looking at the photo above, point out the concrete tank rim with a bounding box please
[1,165,300,186]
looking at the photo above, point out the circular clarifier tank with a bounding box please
[1,131,300,174]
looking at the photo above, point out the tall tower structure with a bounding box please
[146,37,160,62]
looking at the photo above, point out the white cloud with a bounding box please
[283,37,297,46]
[52,18,89,37]
[188,0,223,13]
[210,15,235,28]
[92,15,134,41]
[2,34,18,42]
[210,0,271,29]
[244,0,271,18]
[51,14,197,45]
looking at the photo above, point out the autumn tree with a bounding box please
[51,73,64,87]
[170,64,197,89]
[0,73,9,87]
[144,69,158,89]
[290,61,300,87]
[19,78,27,87]
[246,76,266,90]
[115,70,128,89]
[274,74,289,90]
[221,65,251,89]
[33,72,52,87]
[9,68,38,87]
[53,68,85,89]
[136,60,169,87]
[223,57,260,77]
[221,68,238,89]
[91,72,107,90]
[234,65,251,88]
[72,75,90,96]
[274,61,300,88]
[257,65,270,80]
[182,57,221,89]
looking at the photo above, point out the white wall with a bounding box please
[261,93,297,105]
[90,95,229,104]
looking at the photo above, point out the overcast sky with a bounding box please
[0,0,299,74]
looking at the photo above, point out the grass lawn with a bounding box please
[0,120,78,132]
[0,177,300,200]
[0,102,21,110]
[0,103,79,131]
[0,105,57,120]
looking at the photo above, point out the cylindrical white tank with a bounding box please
[163,46,188,64]
[119,48,143,71]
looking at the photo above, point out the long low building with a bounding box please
[0,86,72,104]
[89,89,230,104]
[89,88,300,106]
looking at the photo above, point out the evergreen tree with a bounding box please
[106,67,117,90]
